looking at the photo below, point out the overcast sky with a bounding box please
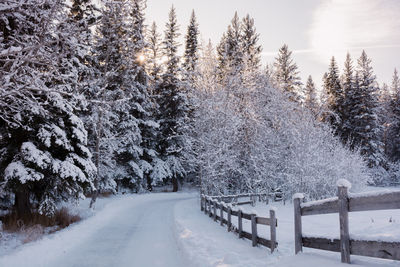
[145,0,400,89]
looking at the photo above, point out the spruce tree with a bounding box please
[182,10,199,80]
[392,69,400,93]
[217,12,243,80]
[273,44,302,101]
[350,51,385,176]
[325,56,345,137]
[225,12,243,72]
[304,75,318,114]
[155,6,188,192]
[115,0,157,192]
[340,53,355,144]
[146,22,162,85]
[66,0,97,93]
[388,69,400,162]
[216,32,228,81]
[0,0,95,217]
[89,0,157,198]
[241,14,262,71]
[163,5,180,76]
[182,10,200,181]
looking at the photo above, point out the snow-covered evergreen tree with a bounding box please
[146,21,162,86]
[154,6,188,192]
[0,0,96,217]
[388,69,400,162]
[163,6,180,77]
[345,51,385,182]
[182,10,199,80]
[88,0,157,198]
[340,53,355,145]
[217,12,243,81]
[304,75,318,114]
[324,56,345,137]
[181,10,201,183]
[273,44,302,101]
[241,14,262,71]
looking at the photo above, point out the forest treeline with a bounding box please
[0,0,399,219]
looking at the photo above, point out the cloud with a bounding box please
[309,0,400,63]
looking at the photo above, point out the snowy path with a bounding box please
[0,193,195,267]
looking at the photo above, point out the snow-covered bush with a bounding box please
[194,49,369,198]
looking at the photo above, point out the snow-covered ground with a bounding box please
[0,193,194,267]
[0,195,115,257]
[174,190,400,267]
[1,189,400,267]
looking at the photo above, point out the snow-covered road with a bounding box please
[0,193,195,267]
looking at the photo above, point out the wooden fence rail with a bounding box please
[294,179,400,264]
[201,194,278,252]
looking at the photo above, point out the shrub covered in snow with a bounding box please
[193,44,369,199]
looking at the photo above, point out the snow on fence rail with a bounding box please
[200,194,278,253]
[294,180,400,264]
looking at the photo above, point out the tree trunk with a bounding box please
[14,186,32,221]
[172,176,178,192]
[146,174,153,191]
[90,115,102,209]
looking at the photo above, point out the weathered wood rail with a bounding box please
[200,194,278,252]
[294,179,400,264]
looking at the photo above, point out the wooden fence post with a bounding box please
[209,199,212,217]
[270,209,277,253]
[227,206,232,232]
[220,203,224,226]
[201,195,204,211]
[294,194,304,254]
[238,209,243,238]
[251,213,257,247]
[338,185,351,263]
[213,201,217,221]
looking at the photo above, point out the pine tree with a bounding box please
[349,51,385,175]
[163,5,180,76]
[66,0,97,93]
[154,6,188,192]
[392,69,400,93]
[0,0,95,217]
[181,10,200,182]
[217,12,243,80]
[388,69,400,162]
[216,32,228,80]
[340,53,355,144]
[146,21,162,85]
[89,0,157,199]
[304,75,318,114]
[225,12,243,72]
[182,10,199,80]
[324,56,345,137]
[273,44,302,101]
[241,14,262,71]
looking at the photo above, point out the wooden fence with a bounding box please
[200,194,278,252]
[294,180,400,263]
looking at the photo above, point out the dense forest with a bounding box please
[0,0,399,220]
